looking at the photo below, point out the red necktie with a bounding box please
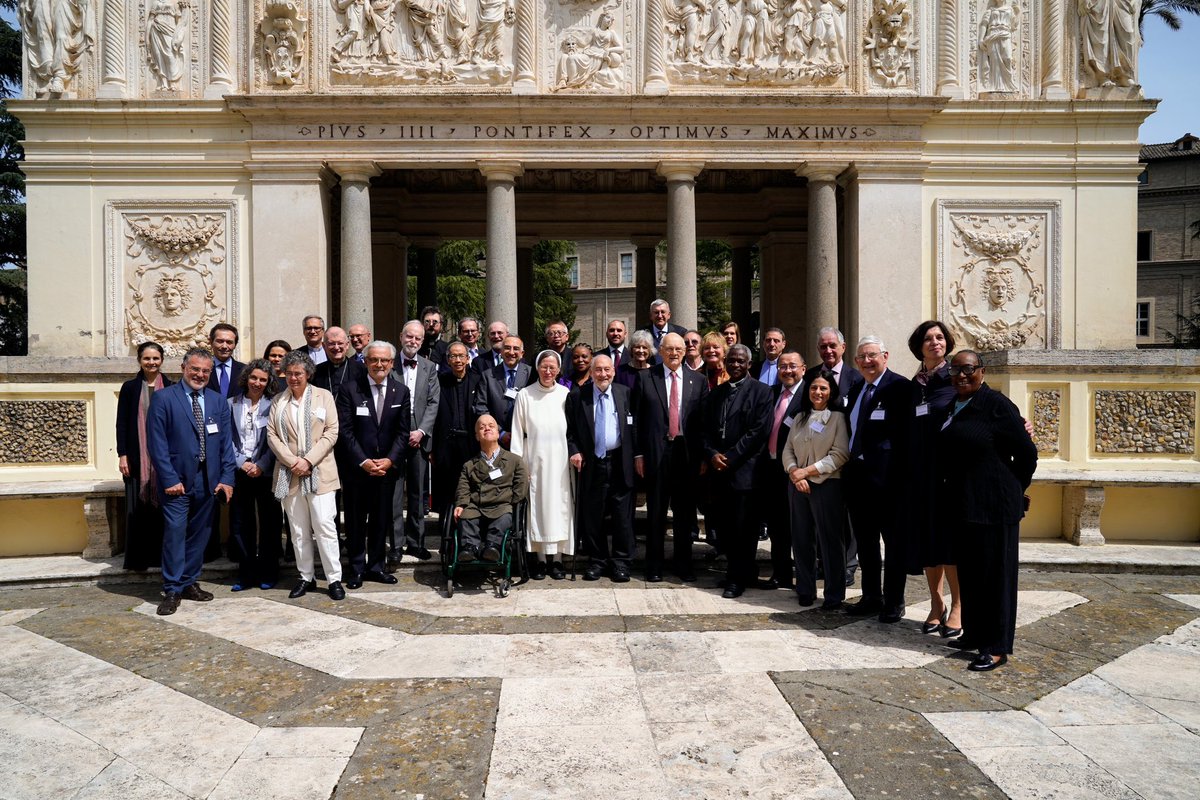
[668,371,681,439]
[769,387,792,458]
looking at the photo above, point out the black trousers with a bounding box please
[347,472,398,577]
[458,512,513,552]
[845,462,908,612]
[645,439,697,576]
[761,459,794,582]
[713,487,757,588]
[958,521,1019,656]
[230,469,282,586]
[577,451,634,570]
[789,479,846,603]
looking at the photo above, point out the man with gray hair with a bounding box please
[392,320,441,564]
[457,316,483,361]
[473,320,509,374]
[641,299,686,352]
[805,326,863,409]
[301,315,327,365]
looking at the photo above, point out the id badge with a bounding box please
[205,422,219,434]
[915,403,929,417]
[356,406,370,417]
[255,416,268,428]
[783,415,795,428]
[314,407,327,421]
[488,468,503,480]
[870,408,885,421]
[504,387,518,399]
[811,421,825,434]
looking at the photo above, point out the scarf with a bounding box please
[915,360,946,387]
[273,386,319,499]
[137,374,164,505]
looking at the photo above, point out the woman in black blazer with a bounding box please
[115,341,172,570]
[937,350,1037,672]
[228,359,281,590]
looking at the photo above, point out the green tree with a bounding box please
[696,240,732,333]
[1162,292,1200,348]
[0,0,27,354]
[1139,0,1200,31]
[531,239,577,348]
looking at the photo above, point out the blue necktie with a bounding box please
[218,363,229,397]
[594,393,607,458]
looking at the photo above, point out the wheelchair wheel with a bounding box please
[445,577,454,598]
[497,578,510,598]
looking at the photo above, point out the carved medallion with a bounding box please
[259,0,309,87]
[864,0,917,89]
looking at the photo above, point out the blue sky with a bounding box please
[1,8,1196,143]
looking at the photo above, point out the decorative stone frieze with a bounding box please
[863,0,917,89]
[19,0,95,98]
[1076,0,1139,94]
[144,0,194,93]
[105,201,239,358]
[1094,390,1196,455]
[1031,388,1061,456]
[938,200,1060,353]
[548,3,632,93]
[0,401,89,464]
[258,0,309,87]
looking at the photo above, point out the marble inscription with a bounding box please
[282,122,909,140]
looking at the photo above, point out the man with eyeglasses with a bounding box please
[842,336,912,624]
[419,305,449,370]
[755,349,807,591]
[348,324,372,363]
[391,320,442,564]
[433,342,482,518]
[301,315,327,365]
[456,317,483,361]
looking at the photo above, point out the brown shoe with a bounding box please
[181,584,214,602]
[157,592,181,616]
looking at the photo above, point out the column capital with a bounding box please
[328,161,382,184]
[656,161,705,182]
[478,160,524,182]
[797,162,850,183]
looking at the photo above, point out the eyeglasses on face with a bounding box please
[948,364,981,376]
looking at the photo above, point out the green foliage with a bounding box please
[531,240,577,347]
[1162,292,1200,348]
[0,266,26,354]
[696,240,732,334]
[433,239,487,323]
[0,0,26,350]
[1139,0,1200,31]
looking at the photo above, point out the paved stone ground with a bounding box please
[1,565,1198,799]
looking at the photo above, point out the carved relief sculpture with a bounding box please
[18,0,95,97]
[1078,0,1138,88]
[555,10,625,91]
[864,0,916,88]
[146,0,188,90]
[260,1,308,86]
[664,0,848,87]
[978,0,1016,92]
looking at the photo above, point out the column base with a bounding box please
[204,81,235,99]
[96,82,127,99]
[1042,85,1070,101]
[512,79,537,95]
[643,79,669,96]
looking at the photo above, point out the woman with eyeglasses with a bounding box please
[682,330,705,372]
[937,350,1037,672]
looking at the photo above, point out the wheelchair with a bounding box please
[440,500,529,598]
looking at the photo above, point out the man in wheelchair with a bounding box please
[453,414,529,562]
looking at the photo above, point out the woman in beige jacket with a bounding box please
[782,370,850,610]
[267,350,344,600]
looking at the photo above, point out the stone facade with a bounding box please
[0,401,90,465]
[1031,387,1061,456]
[1094,390,1196,455]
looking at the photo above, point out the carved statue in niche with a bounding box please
[946,213,1048,351]
[665,0,848,86]
[259,0,308,86]
[18,0,94,97]
[977,0,1016,92]
[405,0,449,62]
[555,10,624,90]
[146,0,188,91]
[473,0,515,62]
[1078,0,1138,88]
[445,0,472,61]
[864,0,916,89]
[123,214,226,357]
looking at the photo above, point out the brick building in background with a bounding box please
[1138,133,1200,347]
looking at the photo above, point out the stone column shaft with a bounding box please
[481,161,523,330]
[631,236,661,329]
[98,0,127,97]
[205,0,236,98]
[800,164,847,355]
[936,0,963,98]
[1042,0,1069,99]
[644,0,668,93]
[513,0,537,93]
[658,162,704,330]
[332,162,382,330]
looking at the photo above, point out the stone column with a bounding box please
[644,0,668,94]
[513,0,537,93]
[631,235,662,329]
[415,242,440,313]
[658,162,704,330]
[330,161,382,330]
[97,0,127,98]
[800,163,847,355]
[517,238,537,352]
[1041,0,1069,99]
[246,163,335,345]
[480,161,523,330]
[729,241,754,338]
[205,0,236,98]
[935,0,963,98]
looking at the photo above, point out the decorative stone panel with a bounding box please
[1094,390,1196,455]
[937,200,1061,353]
[545,0,634,94]
[1030,387,1060,456]
[105,200,240,359]
[968,0,1034,98]
[0,401,90,464]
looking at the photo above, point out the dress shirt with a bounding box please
[847,376,880,454]
[593,385,620,454]
[237,399,261,462]
[758,359,778,386]
[215,358,233,395]
[401,353,419,395]
[306,345,327,365]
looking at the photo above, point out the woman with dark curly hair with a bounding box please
[228,358,282,591]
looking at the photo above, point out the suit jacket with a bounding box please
[419,338,449,370]
[701,378,773,492]
[471,350,505,375]
[336,374,412,475]
[764,380,807,461]
[805,361,864,411]
[312,358,365,399]
[206,359,245,399]
[474,362,535,434]
[266,386,341,496]
[600,344,628,368]
[455,449,529,519]
[147,382,237,493]
[564,383,636,490]
[116,373,174,476]
[392,354,440,453]
[640,323,687,363]
[844,368,912,489]
[228,393,276,474]
[633,364,708,468]
[433,370,483,456]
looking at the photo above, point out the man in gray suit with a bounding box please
[391,320,441,563]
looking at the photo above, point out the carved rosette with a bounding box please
[257,0,310,88]
[937,201,1060,353]
[864,0,917,89]
[106,202,238,358]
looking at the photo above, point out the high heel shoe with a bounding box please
[922,608,948,635]
[939,623,963,638]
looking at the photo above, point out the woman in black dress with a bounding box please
[938,350,1037,672]
[116,341,172,569]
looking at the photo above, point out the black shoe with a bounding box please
[583,565,604,581]
[844,570,856,587]
[703,550,722,562]
[722,584,744,599]
[328,581,345,601]
[820,599,844,611]
[181,584,214,602]
[611,568,631,583]
[968,653,1007,672]
[845,597,883,616]
[758,526,769,541]
[345,574,363,590]
[289,580,316,599]
[879,610,904,624]
[481,545,502,563]
[405,545,432,561]
[157,592,181,616]
[458,547,478,563]
[797,594,816,607]
[645,572,663,583]
[364,570,398,585]
[940,625,964,638]
[531,560,547,580]
[548,561,566,580]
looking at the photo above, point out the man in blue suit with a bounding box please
[148,347,237,616]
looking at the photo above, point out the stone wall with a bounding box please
[1094,390,1196,455]
[0,400,90,465]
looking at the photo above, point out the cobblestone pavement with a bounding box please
[1,567,1198,799]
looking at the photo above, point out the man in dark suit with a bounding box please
[805,326,864,411]
[472,320,509,375]
[752,327,787,387]
[843,335,912,623]
[634,332,708,582]
[419,305,449,370]
[148,348,237,616]
[640,299,687,354]
[474,335,533,449]
[433,342,482,517]
[543,319,571,363]
[337,341,412,588]
[755,349,807,590]
[391,320,441,562]
[566,353,636,583]
[313,326,366,398]
[204,322,244,561]
[348,324,372,363]
[702,344,773,598]
[599,319,629,368]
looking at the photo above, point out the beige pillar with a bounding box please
[657,162,704,330]
[1042,0,1069,99]
[246,162,335,347]
[799,163,848,356]
[480,161,523,330]
[517,237,537,352]
[630,235,662,329]
[330,161,382,330]
[513,0,537,93]
[935,0,964,98]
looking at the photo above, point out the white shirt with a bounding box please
[401,352,419,396]
[306,344,327,365]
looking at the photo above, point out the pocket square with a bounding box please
[390,404,403,408]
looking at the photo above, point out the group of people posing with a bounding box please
[117,299,1037,673]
